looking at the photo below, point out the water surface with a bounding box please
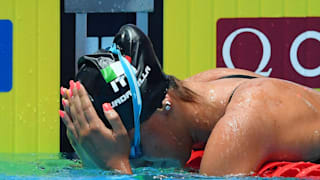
[0,153,278,179]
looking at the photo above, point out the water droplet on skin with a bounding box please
[228,118,239,133]
[301,97,318,112]
[209,89,216,102]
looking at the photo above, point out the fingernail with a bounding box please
[103,103,113,111]
[62,99,66,106]
[76,81,81,90]
[60,86,64,96]
[59,110,65,118]
[69,80,75,91]
[69,89,73,97]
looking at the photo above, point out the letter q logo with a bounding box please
[222,27,320,78]
[217,18,320,87]
[222,28,272,76]
[290,30,320,77]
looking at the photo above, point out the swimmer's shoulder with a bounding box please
[185,68,264,82]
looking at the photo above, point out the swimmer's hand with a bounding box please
[61,87,97,168]
[60,81,132,174]
[67,129,98,168]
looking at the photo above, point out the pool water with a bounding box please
[0,153,277,180]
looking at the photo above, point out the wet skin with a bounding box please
[60,68,320,176]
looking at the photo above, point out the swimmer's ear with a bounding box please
[157,94,172,112]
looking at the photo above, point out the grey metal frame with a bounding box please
[66,0,153,72]
[65,0,154,13]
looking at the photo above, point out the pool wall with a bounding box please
[0,0,60,153]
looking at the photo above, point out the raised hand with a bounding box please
[60,81,132,174]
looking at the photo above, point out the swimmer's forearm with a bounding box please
[106,157,132,174]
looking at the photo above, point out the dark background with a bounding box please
[60,0,164,152]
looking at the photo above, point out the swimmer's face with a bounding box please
[128,96,192,166]
[128,111,183,166]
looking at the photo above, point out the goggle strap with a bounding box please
[108,44,142,158]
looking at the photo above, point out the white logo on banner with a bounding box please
[222,28,320,77]
[290,30,320,77]
[222,28,272,76]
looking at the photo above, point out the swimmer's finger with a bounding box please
[60,86,69,100]
[62,98,71,118]
[103,103,127,135]
[69,105,81,136]
[69,89,82,135]
[60,110,78,138]
[77,82,100,124]
[60,87,72,99]
[71,81,90,129]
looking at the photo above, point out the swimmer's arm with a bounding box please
[185,68,264,82]
[199,108,269,176]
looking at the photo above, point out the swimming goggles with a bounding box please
[108,44,143,159]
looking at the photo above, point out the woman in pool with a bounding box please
[60,24,320,176]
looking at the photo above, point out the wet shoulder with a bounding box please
[227,77,320,124]
[234,77,320,99]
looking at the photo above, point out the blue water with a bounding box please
[0,153,281,179]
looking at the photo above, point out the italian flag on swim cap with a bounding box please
[100,60,137,83]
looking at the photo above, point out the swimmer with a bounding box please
[60,24,320,176]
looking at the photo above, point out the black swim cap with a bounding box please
[76,24,169,130]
